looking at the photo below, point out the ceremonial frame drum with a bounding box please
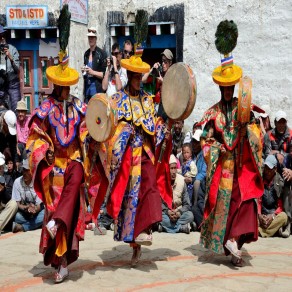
[86,93,118,142]
[161,62,197,120]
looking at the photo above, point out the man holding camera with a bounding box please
[0,25,21,112]
[142,49,173,120]
[82,27,106,103]
[102,43,127,97]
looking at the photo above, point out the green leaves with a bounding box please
[215,20,238,55]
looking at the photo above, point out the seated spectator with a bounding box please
[11,159,44,233]
[16,99,30,164]
[172,120,185,158]
[191,129,207,230]
[160,154,194,234]
[258,155,289,238]
[102,43,127,97]
[263,110,292,164]
[0,152,18,234]
[181,143,197,203]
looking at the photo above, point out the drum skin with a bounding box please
[161,62,197,120]
[86,93,117,142]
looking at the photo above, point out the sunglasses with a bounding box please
[112,51,121,57]
[88,29,96,33]
[123,50,133,56]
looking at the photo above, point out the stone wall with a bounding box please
[1,0,291,128]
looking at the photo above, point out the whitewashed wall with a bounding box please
[1,0,291,128]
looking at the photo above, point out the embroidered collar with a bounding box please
[199,97,240,150]
[111,89,155,135]
[34,96,87,147]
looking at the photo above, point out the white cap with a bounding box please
[0,152,5,166]
[275,110,287,122]
[169,154,177,165]
[22,159,30,170]
[192,129,203,141]
[259,104,270,118]
[87,27,97,37]
[4,110,17,135]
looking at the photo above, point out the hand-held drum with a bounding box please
[161,63,197,120]
[86,93,118,142]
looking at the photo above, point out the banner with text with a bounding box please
[60,0,88,24]
[6,5,48,29]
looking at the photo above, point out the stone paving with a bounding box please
[0,229,291,291]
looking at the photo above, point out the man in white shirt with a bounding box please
[11,159,44,232]
[102,43,127,97]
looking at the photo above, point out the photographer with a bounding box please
[102,43,127,97]
[142,49,173,120]
[0,26,21,112]
[82,27,106,103]
[11,159,44,233]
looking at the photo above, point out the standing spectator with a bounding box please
[258,155,289,238]
[16,99,30,163]
[142,49,173,120]
[181,143,197,204]
[82,27,106,103]
[122,39,134,59]
[191,129,207,230]
[0,25,21,111]
[12,159,44,233]
[160,154,194,234]
[0,109,17,163]
[102,43,127,97]
[0,152,18,234]
[263,110,292,161]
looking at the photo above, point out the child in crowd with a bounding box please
[181,143,197,204]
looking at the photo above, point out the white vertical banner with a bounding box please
[60,0,88,24]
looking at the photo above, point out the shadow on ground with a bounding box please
[28,245,181,283]
[184,244,253,270]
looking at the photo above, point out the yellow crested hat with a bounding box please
[46,4,79,86]
[121,56,150,74]
[46,50,79,86]
[212,20,242,86]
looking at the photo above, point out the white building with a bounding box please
[0,0,291,127]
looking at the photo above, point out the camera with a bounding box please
[153,65,163,77]
[82,65,88,76]
[0,44,9,52]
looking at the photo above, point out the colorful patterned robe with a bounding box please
[199,97,264,254]
[105,89,166,242]
[26,95,106,263]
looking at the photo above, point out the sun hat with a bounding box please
[161,49,173,60]
[46,5,79,86]
[3,110,17,135]
[16,100,28,111]
[87,26,97,37]
[121,56,150,74]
